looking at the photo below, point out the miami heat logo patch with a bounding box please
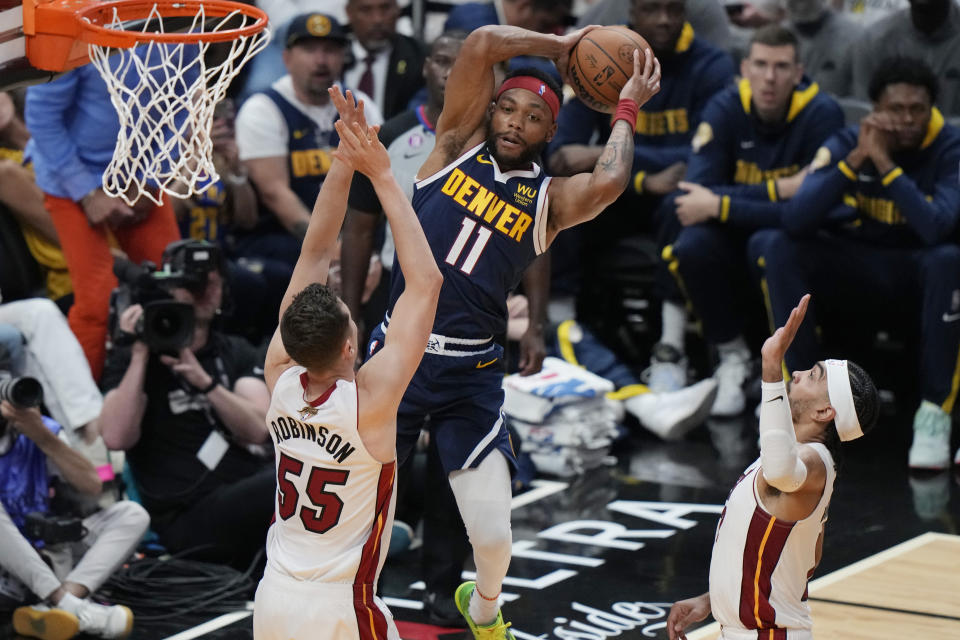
[299,405,319,420]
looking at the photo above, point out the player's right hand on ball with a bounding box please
[620,48,661,109]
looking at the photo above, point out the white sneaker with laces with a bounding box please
[643,342,687,393]
[71,599,134,639]
[625,378,718,441]
[908,401,951,470]
[711,351,750,417]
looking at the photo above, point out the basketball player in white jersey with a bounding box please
[666,294,879,640]
[252,88,442,640]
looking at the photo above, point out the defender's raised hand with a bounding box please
[334,121,389,180]
[328,86,370,138]
[761,294,811,381]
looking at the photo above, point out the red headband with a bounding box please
[496,76,560,120]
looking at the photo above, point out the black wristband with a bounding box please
[198,379,219,394]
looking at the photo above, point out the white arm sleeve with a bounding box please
[759,380,808,492]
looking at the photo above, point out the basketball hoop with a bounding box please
[24,1,270,205]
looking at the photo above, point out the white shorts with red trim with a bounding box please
[720,626,813,640]
[253,569,400,640]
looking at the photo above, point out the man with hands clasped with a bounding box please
[667,294,879,639]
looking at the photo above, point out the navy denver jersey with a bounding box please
[386,142,551,339]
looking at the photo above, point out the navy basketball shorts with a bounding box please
[367,323,518,476]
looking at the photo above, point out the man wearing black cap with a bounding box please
[235,13,383,270]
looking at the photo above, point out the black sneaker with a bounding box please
[423,591,464,627]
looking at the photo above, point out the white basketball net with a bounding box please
[86,4,270,206]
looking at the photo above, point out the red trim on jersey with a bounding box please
[739,506,795,631]
[353,461,396,640]
[299,372,337,407]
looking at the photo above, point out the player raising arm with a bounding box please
[255,88,441,640]
[420,25,662,248]
[667,295,879,640]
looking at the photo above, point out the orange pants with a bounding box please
[45,194,180,381]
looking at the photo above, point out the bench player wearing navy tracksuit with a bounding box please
[546,0,735,204]
[643,26,843,424]
[748,58,960,471]
[367,24,661,638]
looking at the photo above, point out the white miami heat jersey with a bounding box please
[709,443,835,639]
[265,366,396,591]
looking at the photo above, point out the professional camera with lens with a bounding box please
[0,372,43,409]
[111,240,224,352]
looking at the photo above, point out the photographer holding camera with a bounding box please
[99,240,274,570]
[0,376,148,640]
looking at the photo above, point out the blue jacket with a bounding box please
[781,111,960,247]
[25,65,119,200]
[686,78,845,229]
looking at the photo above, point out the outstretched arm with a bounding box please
[756,295,828,519]
[341,122,442,458]
[264,88,366,392]
[419,25,596,178]
[543,49,661,248]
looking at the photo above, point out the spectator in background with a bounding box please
[0,297,104,447]
[444,0,573,82]
[344,0,427,119]
[0,326,148,640]
[0,91,71,303]
[235,13,382,273]
[576,0,733,52]
[172,99,283,345]
[749,58,960,470]
[641,26,843,424]
[785,0,861,98]
[851,0,960,116]
[25,65,181,381]
[548,0,735,218]
[446,0,572,33]
[340,30,475,626]
[99,241,273,569]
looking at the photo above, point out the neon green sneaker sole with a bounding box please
[454,581,515,640]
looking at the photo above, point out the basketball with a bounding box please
[567,26,649,114]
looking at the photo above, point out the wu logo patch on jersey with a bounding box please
[514,184,538,207]
[299,405,319,420]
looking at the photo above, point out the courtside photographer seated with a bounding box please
[0,331,148,640]
[99,240,274,570]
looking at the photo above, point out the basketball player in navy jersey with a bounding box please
[366,24,661,638]
[666,295,879,640]
[254,89,442,640]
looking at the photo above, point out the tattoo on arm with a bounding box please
[595,121,634,185]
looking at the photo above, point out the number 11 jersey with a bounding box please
[388,142,552,339]
[265,365,397,588]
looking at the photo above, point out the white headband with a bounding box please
[824,359,863,442]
